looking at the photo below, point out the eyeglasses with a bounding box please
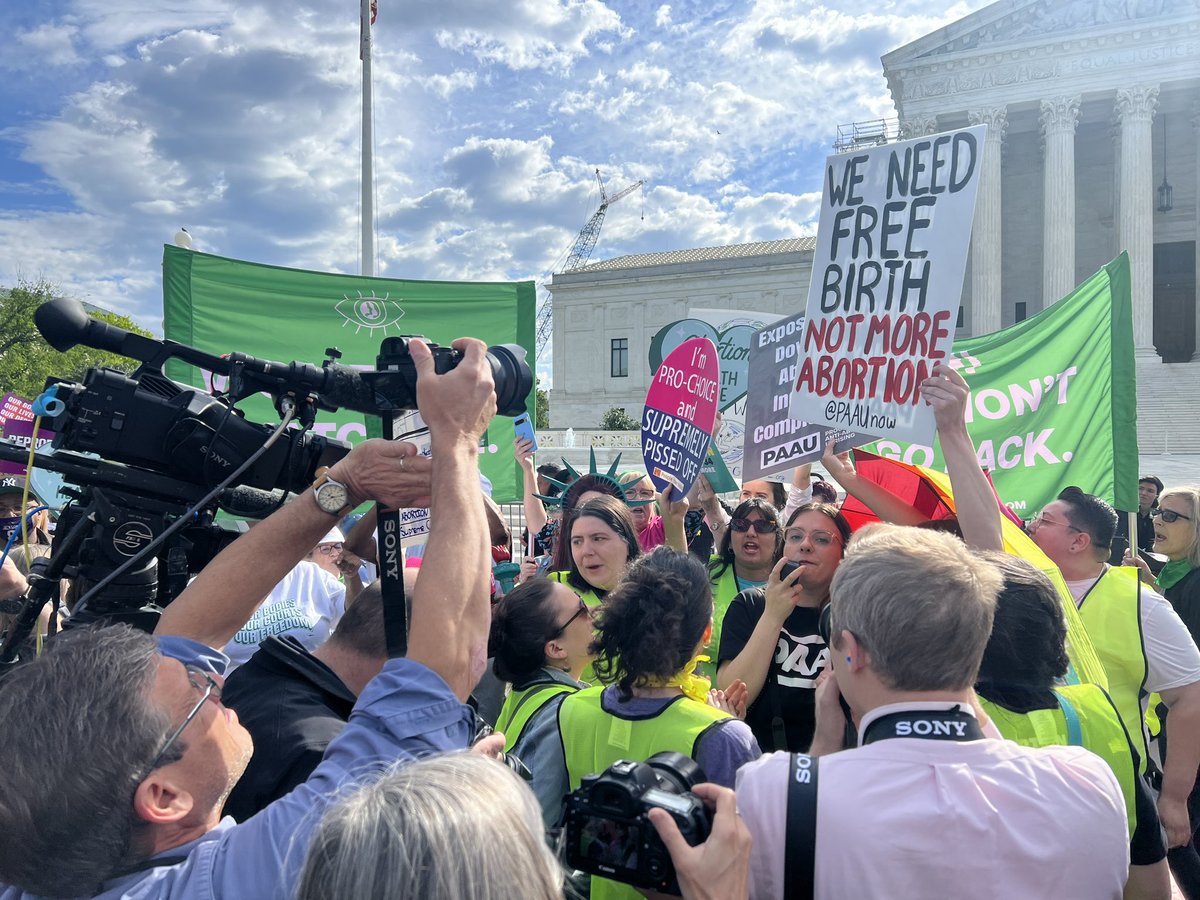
[730,517,778,535]
[144,665,221,775]
[625,487,657,500]
[550,599,592,638]
[1153,508,1193,524]
[784,528,842,548]
[316,543,344,555]
[1029,511,1081,533]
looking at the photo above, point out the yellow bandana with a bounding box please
[641,654,713,704]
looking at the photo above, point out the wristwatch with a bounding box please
[312,468,354,518]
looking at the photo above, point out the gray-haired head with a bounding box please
[297,752,563,900]
[0,625,181,896]
[830,524,1001,693]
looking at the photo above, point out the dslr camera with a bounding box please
[563,751,710,895]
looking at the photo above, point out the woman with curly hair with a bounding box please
[555,547,759,900]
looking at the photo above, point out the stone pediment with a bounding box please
[886,0,1196,66]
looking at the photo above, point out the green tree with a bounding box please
[535,377,550,429]
[0,280,154,400]
[599,406,638,431]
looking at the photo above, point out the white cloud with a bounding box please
[0,0,994,335]
[419,69,478,99]
[616,60,670,91]
[429,0,629,72]
[12,23,84,68]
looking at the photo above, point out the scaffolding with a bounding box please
[833,119,900,153]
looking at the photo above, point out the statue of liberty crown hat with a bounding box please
[533,448,657,509]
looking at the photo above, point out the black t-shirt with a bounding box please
[718,588,828,753]
[1166,567,1200,644]
[221,635,357,821]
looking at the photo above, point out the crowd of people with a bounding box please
[1,344,1199,900]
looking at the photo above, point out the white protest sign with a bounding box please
[789,125,985,445]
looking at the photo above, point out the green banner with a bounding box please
[865,253,1137,514]
[161,245,536,502]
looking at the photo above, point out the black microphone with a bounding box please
[35,298,161,361]
[34,298,228,373]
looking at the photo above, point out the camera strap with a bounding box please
[783,753,819,900]
[859,705,984,745]
[377,501,408,659]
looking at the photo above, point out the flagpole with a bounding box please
[360,0,375,277]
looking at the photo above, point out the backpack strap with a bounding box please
[1054,689,1084,747]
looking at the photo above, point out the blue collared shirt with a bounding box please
[1,637,474,899]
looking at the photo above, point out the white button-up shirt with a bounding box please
[736,701,1129,900]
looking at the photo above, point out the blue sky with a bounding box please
[0,0,986,351]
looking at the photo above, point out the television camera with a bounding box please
[0,298,531,664]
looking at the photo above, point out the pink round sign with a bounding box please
[641,337,720,496]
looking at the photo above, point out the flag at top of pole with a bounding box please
[360,0,375,61]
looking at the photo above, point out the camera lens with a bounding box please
[486,344,534,417]
[645,751,706,793]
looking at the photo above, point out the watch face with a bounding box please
[317,480,348,512]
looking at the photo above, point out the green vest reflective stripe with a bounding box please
[558,686,731,900]
[549,571,604,684]
[1075,566,1150,769]
[705,560,741,682]
[980,684,1137,835]
[495,681,577,754]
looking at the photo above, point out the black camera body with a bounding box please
[0,299,534,649]
[564,752,710,895]
[364,334,531,417]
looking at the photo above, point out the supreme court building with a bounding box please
[549,0,1200,441]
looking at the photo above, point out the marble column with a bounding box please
[1110,119,1121,259]
[968,107,1007,335]
[1193,102,1200,361]
[1041,96,1080,307]
[1115,85,1159,356]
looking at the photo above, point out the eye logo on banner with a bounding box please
[642,338,719,496]
[334,292,406,335]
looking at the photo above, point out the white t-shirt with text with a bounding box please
[223,561,346,669]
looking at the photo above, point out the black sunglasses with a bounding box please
[1154,508,1193,524]
[730,517,778,535]
[550,598,592,638]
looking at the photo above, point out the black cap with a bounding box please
[0,476,39,502]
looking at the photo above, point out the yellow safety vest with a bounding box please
[558,686,730,900]
[1076,566,1151,770]
[980,684,1137,836]
[494,678,578,754]
[705,559,742,681]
